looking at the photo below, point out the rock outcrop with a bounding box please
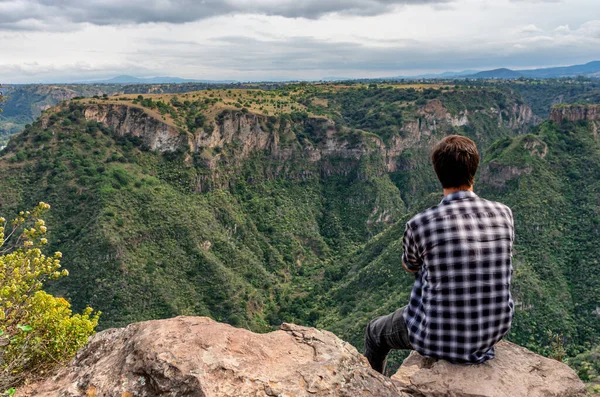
[78,100,537,167]
[550,104,600,123]
[20,317,586,397]
[83,104,190,152]
[21,317,405,397]
[393,340,586,397]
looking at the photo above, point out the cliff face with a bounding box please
[82,104,379,161]
[549,104,600,123]
[21,316,586,397]
[411,99,538,133]
[83,104,190,152]
[80,100,537,175]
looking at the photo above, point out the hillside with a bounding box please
[0,85,122,146]
[2,85,599,380]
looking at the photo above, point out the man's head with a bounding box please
[431,135,480,189]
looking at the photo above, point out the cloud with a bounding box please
[520,24,544,34]
[0,0,453,29]
[579,20,600,37]
[0,1,599,82]
[2,16,600,83]
[554,24,571,33]
[0,61,156,83]
[126,30,600,77]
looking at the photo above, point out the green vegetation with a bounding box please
[0,84,122,147]
[506,78,600,118]
[0,100,405,331]
[0,203,99,389]
[1,82,600,384]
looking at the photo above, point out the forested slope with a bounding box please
[1,84,597,374]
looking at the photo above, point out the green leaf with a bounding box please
[16,324,32,332]
[3,388,16,396]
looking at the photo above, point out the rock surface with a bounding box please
[21,316,405,397]
[392,340,587,397]
[78,100,537,173]
[550,104,600,123]
[83,104,190,152]
[19,317,586,397]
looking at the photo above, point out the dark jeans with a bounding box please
[364,306,413,373]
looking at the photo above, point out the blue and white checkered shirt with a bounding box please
[402,190,514,363]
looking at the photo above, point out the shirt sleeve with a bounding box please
[402,223,422,272]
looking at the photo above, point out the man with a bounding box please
[364,135,514,374]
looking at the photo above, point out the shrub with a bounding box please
[0,203,100,389]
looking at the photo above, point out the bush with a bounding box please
[0,203,100,389]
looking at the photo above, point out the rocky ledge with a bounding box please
[20,316,586,397]
[549,104,600,123]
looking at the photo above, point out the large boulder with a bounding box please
[19,317,586,397]
[392,340,587,397]
[20,316,405,397]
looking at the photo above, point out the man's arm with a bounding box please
[402,260,418,273]
[402,223,422,273]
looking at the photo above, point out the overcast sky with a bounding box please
[0,0,599,83]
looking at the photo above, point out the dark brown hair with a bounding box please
[431,135,480,188]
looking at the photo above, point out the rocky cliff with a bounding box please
[78,99,537,174]
[83,104,191,152]
[549,104,600,123]
[20,317,586,397]
[81,104,383,162]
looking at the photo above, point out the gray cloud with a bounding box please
[130,31,599,76]
[0,0,452,28]
[1,0,598,83]
[2,22,599,83]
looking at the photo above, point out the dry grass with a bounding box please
[77,88,309,122]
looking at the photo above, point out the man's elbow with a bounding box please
[402,261,418,273]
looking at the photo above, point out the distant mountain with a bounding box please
[471,68,524,79]
[389,70,478,80]
[519,61,600,78]
[395,61,600,80]
[86,75,237,84]
[464,61,600,80]
[410,70,479,79]
[436,70,479,78]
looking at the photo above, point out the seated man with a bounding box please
[364,135,515,373]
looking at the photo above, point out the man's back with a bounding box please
[402,190,515,363]
[364,135,514,373]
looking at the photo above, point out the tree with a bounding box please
[0,203,100,389]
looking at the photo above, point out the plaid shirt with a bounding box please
[402,191,514,363]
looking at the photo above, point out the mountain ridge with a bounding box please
[86,75,237,84]
[393,61,600,80]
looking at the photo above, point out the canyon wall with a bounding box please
[549,104,600,123]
